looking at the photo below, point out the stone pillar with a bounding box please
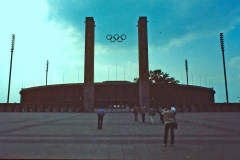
[84,17,95,112]
[138,17,150,108]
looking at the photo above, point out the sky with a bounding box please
[0,0,240,103]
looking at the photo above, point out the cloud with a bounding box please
[95,43,137,55]
[163,33,199,50]
[94,60,139,82]
[46,0,240,52]
[218,16,240,34]
[229,56,240,69]
[150,15,240,52]
[229,56,240,81]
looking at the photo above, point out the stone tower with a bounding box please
[83,17,95,111]
[138,17,150,108]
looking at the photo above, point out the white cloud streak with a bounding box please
[163,33,199,51]
[229,56,240,69]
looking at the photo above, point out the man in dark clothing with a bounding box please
[140,106,147,123]
[158,107,164,123]
[97,108,105,130]
[133,105,139,121]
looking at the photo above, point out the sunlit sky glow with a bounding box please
[0,0,240,103]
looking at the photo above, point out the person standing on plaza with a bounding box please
[97,108,105,130]
[140,106,147,123]
[126,104,130,112]
[109,104,113,112]
[158,107,164,124]
[133,105,139,121]
[162,106,177,146]
[121,104,125,112]
[149,107,155,124]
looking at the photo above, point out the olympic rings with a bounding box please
[106,34,127,42]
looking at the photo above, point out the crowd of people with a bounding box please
[97,105,177,146]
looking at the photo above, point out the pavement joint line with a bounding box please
[192,122,240,134]
[201,118,240,126]
[0,114,81,135]
[0,133,238,138]
[177,118,240,134]
[36,123,164,126]
[1,139,240,144]
[0,118,36,125]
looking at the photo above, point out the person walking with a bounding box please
[140,106,147,123]
[149,107,155,124]
[158,107,164,124]
[133,105,139,121]
[97,108,105,130]
[162,106,177,146]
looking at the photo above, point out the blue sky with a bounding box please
[0,0,240,103]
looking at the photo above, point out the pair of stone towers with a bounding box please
[84,17,150,111]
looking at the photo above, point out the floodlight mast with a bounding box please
[7,34,15,103]
[46,60,49,86]
[185,59,188,85]
[220,33,229,103]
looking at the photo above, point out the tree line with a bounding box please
[134,69,179,84]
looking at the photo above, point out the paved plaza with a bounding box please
[0,111,240,160]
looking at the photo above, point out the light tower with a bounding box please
[46,60,49,86]
[185,59,188,85]
[220,33,229,103]
[7,34,15,103]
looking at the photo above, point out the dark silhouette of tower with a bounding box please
[185,59,188,85]
[220,33,229,103]
[83,17,95,111]
[138,17,150,108]
[7,34,15,103]
[46,60,49,86]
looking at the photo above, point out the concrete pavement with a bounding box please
[0,112,240,159]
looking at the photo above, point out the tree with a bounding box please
[134,69,179,84]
